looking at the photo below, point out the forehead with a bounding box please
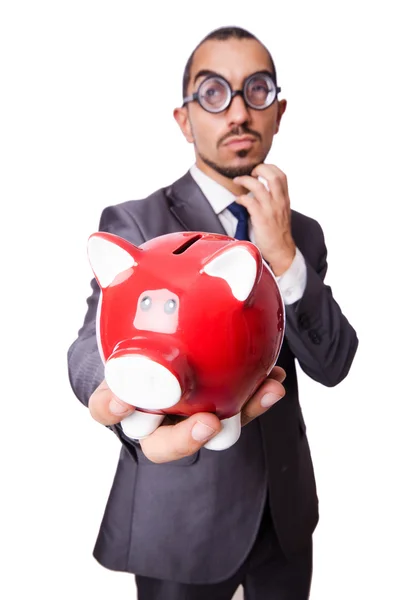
[189,38,273,89]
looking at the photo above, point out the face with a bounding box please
[174,38,287,182]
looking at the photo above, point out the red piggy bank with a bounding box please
[88,231,285,451]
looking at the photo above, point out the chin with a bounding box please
[227,154,263,173]
[218,163,258,179]
[229,148,266,167]
[199,150,265,179]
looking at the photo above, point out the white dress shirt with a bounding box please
[190,164,307,305]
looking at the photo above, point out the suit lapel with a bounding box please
[165,171,228,235]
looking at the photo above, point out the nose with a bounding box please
[104,338,193,410]
[105,354,182,410]
[226,93,251,126]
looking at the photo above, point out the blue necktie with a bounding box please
[228,201,250,241]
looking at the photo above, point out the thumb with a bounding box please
[140,413,222,463]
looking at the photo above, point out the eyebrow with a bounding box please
[193,68,276,86]
[193,69,221,84]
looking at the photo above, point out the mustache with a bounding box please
[217,126,262,148]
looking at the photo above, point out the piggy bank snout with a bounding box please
[104,340,192,411]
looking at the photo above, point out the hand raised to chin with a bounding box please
[233,164,296,276]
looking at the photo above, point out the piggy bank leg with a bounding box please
[203,413,241,451]
[120,410,165,440]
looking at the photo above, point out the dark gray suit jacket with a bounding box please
[67,171,358,584]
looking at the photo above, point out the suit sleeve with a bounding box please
[284,220,358,387]
[67,204,146,456]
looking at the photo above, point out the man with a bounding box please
[67,26,358,599]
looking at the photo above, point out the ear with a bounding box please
[87,232,140,288]
[274,99,287,134]
[173,106,194,143]
[202,243,261,301]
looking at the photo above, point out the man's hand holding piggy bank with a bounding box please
[89,368,286,463]
[87,231,286,461]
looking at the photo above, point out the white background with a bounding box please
[1,1,396,598]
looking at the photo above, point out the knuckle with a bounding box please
[173,442,192,459]
[242,409,255,423]
[177,434,203,457]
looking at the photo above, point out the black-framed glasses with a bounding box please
[183,71,281,114]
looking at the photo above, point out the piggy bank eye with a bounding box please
[140,296,152,311]
[164,299,177,314]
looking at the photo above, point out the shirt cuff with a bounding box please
[275,247,307,305]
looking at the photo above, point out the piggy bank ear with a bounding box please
[202,243,261,301]
[87,232,140,288]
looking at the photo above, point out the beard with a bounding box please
[198,149,262,179]
[192,123,267,179]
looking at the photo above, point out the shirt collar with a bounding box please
[189,164,235,215]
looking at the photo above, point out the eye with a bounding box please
[164,299,177,314]
[199,78,228,107]
[252,83,269,93]
[140,296,152,311]
[249,80,269,97]
[205,86,221,97]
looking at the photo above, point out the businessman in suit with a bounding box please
[67,26,358,599]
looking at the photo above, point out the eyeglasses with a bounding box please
[183,71,281,114]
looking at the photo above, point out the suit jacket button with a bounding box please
[308,329,322,344]
[298,313,310,330]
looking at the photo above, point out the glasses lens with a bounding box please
[198,77,230,112]
[245,73,276,109]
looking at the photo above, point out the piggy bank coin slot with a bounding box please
[173,234,202,254]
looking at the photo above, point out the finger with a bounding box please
[241,375,286,427]
[234,194,272,224]
[88,379,135,426]
[253,163,287,182]
[233,175,273,204]
[267,365,287,383]
[251,164,289,200]
[140,412,222,464]
[234,193,262,215]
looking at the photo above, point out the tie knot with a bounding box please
[228,201,249,222]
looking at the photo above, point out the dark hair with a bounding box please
[182,26,277,99]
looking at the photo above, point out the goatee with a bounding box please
[198,151,259,179]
